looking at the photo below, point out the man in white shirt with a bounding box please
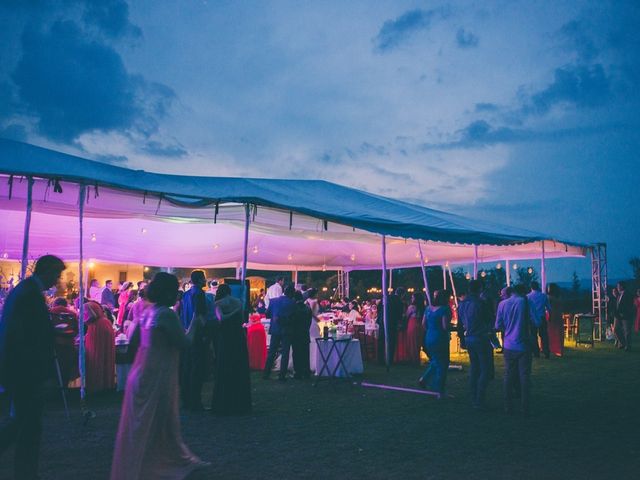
[264,276,284,309]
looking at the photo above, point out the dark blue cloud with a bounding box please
[82,0,142,39]
[420,120,618,150]
[474,102,498,112]
[527,64,611,115]
[373,8,445,53]
[141,140,187,158]
[455,28,478,48]
[9,18,175,142]
[557,20,599,62]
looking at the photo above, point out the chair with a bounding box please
[574,314,595,347]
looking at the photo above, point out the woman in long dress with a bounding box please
[546,283,565,357]
[405,292,425,365]
[110,273,208,480]
[84,301,115,393]
[116,281,133,327]
[211,284,252,415]
[305,288,321,372]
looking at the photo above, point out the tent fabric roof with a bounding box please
[0,139,587,270]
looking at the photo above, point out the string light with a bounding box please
[144,266,149,272]
[481,271,487,278]
[252,245,259,254]
[513,263,518,270]
[287,253,293,261]
[527,267,533,274]
[1,252,8,259]
[90,233,97,242]
[496,263,502,270]
[465,272,471,280]
[141,228,147,234]
[213,243,219,249]
[322,287,328,292]
[88,261,95,269]
[322,264,326,272]
[350,253,356,262]
[415,251,420,259]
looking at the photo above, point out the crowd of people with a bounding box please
[1,253,639,479]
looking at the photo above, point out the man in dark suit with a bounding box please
[178,270,215,411]
[0,254,66,480]
[100,279,116,311]
[263,285,296,381]
[614,281,635,351]
[378,287,405,366]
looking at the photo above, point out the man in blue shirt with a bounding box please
[458,280,494,409]
[263,285,296,381]
[527,281,551,359]
[495,283,536,415]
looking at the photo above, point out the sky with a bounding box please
[0,0,638,282]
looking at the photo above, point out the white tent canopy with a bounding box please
[0,139,587,270]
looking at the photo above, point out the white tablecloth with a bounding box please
[314,339,363,377]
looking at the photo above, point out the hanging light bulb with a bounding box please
[481,271,487,278]
[465,272,471,280]
[213,243,220,249]
[287,253,293,261]
[445,261,449,268]
[322,264,327,272]
[513,263,518,270]
[141,228,147,234]
[252,245,259,254]
[1,252,8,259]
[496,263,502,270]
[527,267,533,274]
[88,261,95,269]
[415,251,420,259]
[424,257,429,264]
[144,266,149,272]
[90,233,97,242]
[350,253,356,262]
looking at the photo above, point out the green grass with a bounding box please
[2,338,639,479]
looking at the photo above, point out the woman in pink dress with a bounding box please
[116,281,133,327]
[110,273,208,480]
[546,283,565,357]
[84,301,116,392]
[405,292,425,365]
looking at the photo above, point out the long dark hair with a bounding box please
[146,272,179,307]
[412,291,425,319]
[432,289,448,307]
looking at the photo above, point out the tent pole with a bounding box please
[447,264,458,307]
[389,268,393,290]
[20,176,34,280]
[506,259,511,286]
[417,241,432,307]
[240,204,250,319]
[540,241,546,292]
[443,266,447,290]
[381,235,390,371]
[473,245,479,280]
[78,184,87,404]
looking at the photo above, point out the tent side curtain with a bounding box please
[0,139,587,248]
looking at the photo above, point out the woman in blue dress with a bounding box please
[418,290,451,398]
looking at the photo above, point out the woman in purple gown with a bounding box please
[110,273,209,480]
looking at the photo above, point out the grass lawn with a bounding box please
[2,338,639,479]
